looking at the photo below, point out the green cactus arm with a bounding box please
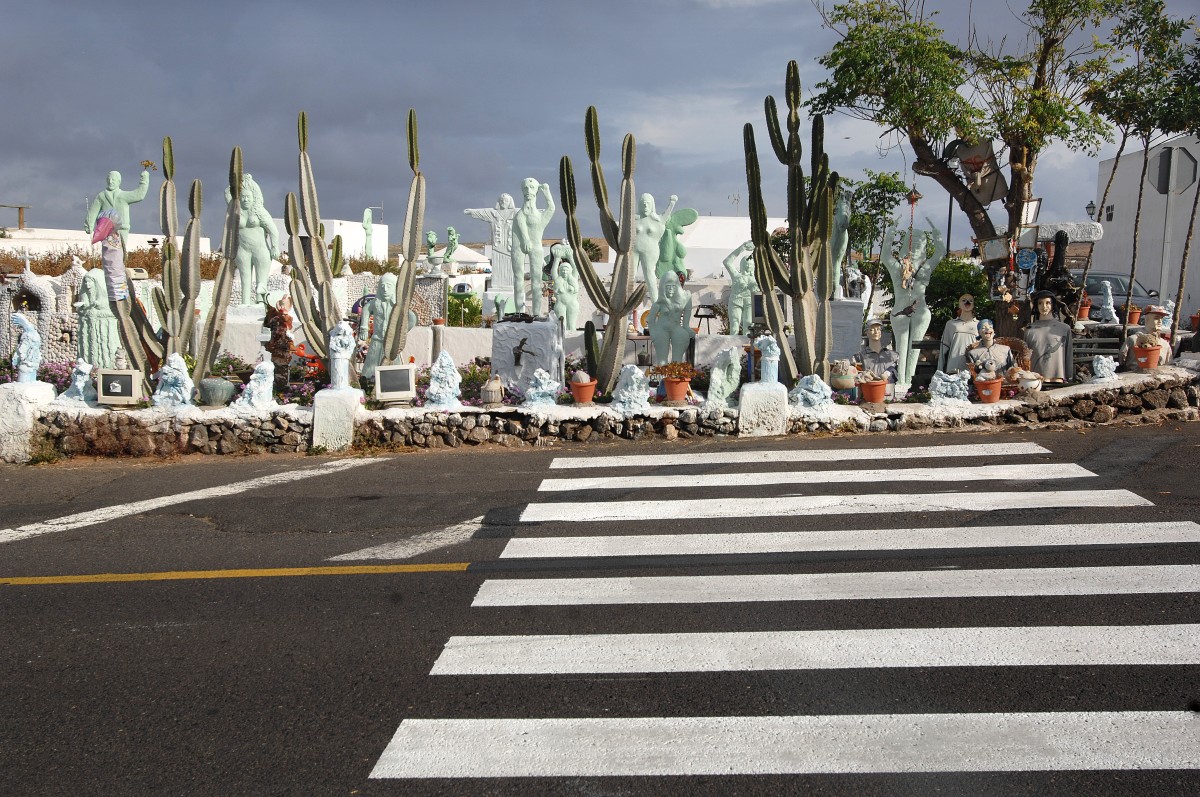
[192,148,242,383]
[764,98,788,165]
[177,180,202,350]
[150,285,169,337]
[382,258,415,363]
[400,172,425,269]
[560,156,613,312]
[406,109,419,174]
[289,276,328,360]
[615,134,636,258]
[584,107,620,248]
[159,136,178,240]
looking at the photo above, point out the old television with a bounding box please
[95,369,144,406]
[374,364,417,403]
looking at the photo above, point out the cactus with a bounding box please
[583,320,600,378]
[743,59,840,383]
[151,135,202,358]
[285,111,343,364]
[559,106,647,395]
[382,109,426,365]
[192,147,243,384]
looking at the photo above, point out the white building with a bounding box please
[1092,134,1200,315]
[270,217,388,261]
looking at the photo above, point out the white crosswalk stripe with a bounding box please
[370,439,1199,783]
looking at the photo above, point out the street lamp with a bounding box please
[1085,200,1097,220]
[940,139,968,249]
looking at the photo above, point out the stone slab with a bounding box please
[492,318,565,392]
[737,381,788,437]
[312,387,364,451]
[0,381,57,463]
[830,299,867,360]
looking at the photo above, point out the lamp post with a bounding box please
[1085,200,1097,220]
[940,139,966,250]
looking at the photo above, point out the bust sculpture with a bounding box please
[880,219,945,386]
[358,273,397,380]
[854,318,899,383]
[938,294,978,373]
[966,319,1015,377]
[11,313,42,383]
[225,174,280,305]
[634,193,677,302]
[328,320,356,391]
[510,178,556,316]
[1024,290,1073,382]
[754,334,781,384]
[648,272,694,365]
[85,169,150,252]
[723,241,759,336]
[152,352,194,408]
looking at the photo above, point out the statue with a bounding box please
[233,361,278,410]
[362,208,374,259]
[56,359,97,404]
[854,318,899,382]
[965,319,1015,377]
[11,313,41,383]
[929,369,972,404]
[791,374,834,409]
[830,191,850,299]
[152,352,194,408]
[226,174,280,305]
[424,350,462,410]
[549,243,580,330]
[655,207,699,280]
[92,209,128,300]
[1096,280,1119,324]
[75,268,119,368]
[425,230,439,263]
[444,227,459,265]
[328,320,356,391]
[633,194,677,302]
[723,241,759,336]
[84,169,150,252]
[880,219,946,386]
[648,272,694,365]
[510,178,556,316]
[464,194,519,290]
[844,263,871,301]
[754,334,781,384]
[938,295,979,373]
[1090,355,1119,383]
[704,346,742,409]
[520,368,561,408]
[1024,290,1073,382]
[264,296,294,379]
[610,364,651,416]
[1121,305,1172,368]
[357,273,397,380]
[1161,299,1177,334]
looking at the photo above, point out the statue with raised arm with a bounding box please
[11,313,42,383]
[831,191,850,299]
[655,206,699,280]
[225,174,280,305]
[723,241,759,336]
[84,169,151,253]
[510,178,556,316]
[549,242,580,330]
[464,193,518,289]
[358,272,397,380]
[648,272,694,365]
[880,218,945,386]
[633,193,677,302]
[362,208,374,259]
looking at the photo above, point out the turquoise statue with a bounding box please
[550,242,581,330]
[655,206,699,280]
[84,169,150,252]
[831,192,850,300]
[634,194,677,302]
[328,320,356,391]
[754,333,781,384]
[880,218,946,387]
[611,363,651,416]
[648,272,694,365]
[520,368,561,408]
[11,313,42,383]
[233,361,278,410]
[704,346,742,409]
[75,268,119,368]
[425,230,439,262]
[226,174,280,306]
[464,194,518,289]
[723,241,759,336]
[152,352,194,408]
[363,208,374,259]
[358,273,397,380]
[425,350,463,410]
[510,178,556,316]
[444,226,459,264]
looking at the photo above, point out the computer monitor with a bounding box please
[95,369,143,406]
[374,364,417,402]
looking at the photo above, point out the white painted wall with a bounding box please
[270,217,389,261]
[0,227,212,257]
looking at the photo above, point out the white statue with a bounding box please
[464,193,519,289]
[611,364,651,416]
[328,320,356,391]
[704,346,743,409]
[550,242,580,330]
[634,193,677,302]
[648,272,694,365]
[880,219,946,386]
[225,174,280,306]
[790,374,834,408]
[152,352,194,408]
[1090,354,1119,383]
[509,178,555,316]
[55,359,97,404]
[358,273,397,380]
[1096,280,1120,324]
[424,350,463,410]
[754,334,781,384]
[11,313,42,383]
[929,369,972,404]
[723,241,759,336]
[520,368,561,408]
[233,361,278,410]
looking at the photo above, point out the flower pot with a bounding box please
[197,376,237,407]
[432,317,445,326]
[1077,303,1092,321]
[1018,374,1042,392]
[662,377,690,402]
[1132,345,1161,370]
[569,378,597,404]
[975,377,1003,404]
[830,373,857,391]
[858,379,887,403]
[1190,312,1200,332]
[1126,308,1142,325]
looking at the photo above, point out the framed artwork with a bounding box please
[978,236,1010,263]
[1021,198,1042,225]
[1017,224,1040,249]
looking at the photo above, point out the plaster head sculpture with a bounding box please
[639,193,655,216]
[498,193,515,210]
[106,171,120,190]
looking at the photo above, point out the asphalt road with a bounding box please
[1,423,1198,796]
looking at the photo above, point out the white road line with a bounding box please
[538,463,1093,492]
[519,489,1152,523]
[0,458,389,545]
[472,565,1200,606]
[431,625,1200,675]
[499,521,1200,559]
[327,516,485,561]
[369,711,1200,778]
[549,442,1051,469]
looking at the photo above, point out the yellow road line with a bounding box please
[0,562,471,586]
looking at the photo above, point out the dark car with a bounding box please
[1071,270,1159,321]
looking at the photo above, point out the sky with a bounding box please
[2,0,1196,254]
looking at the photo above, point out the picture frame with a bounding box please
[978,236,1010,263]
[95,369,143,406]
[1017,224,1040,249]
[1021,198,1042,225]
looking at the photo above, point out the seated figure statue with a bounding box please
[152,352,194,408]
[965,319,1015,378]
[854,318,899,382]
[1121,305,1173,368]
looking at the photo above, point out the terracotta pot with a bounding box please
[1077,302,1092,321]
[569,378,598,404]
[1132,345,1161,370]
[662,377,690,402]
[858,379,886,403]
[432,317,445,326]
[975,377,1003,404]
[1126,308,1142,325]
[1190,312,1199,332]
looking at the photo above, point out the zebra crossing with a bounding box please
[369,440,1200,783]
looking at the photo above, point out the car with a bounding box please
[1071,270,1159,321]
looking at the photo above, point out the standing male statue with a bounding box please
[509,178,555,316]
[84,169,151,254]
[633,193,677,302]
[362,208,374,259]
[464,194,519,292]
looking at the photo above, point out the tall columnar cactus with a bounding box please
[286,111,343,363]
[559,106,646,395]
[744,59,840,383]
[151,135,202,358]
[192,148,243,384]
[382,109,426,364]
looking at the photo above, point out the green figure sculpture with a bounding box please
[655,206,699,280]
[363,208,374,259]
[84,170,151,253]
[225,174,280,306]
[510,177,555,316]
[634,193,676,303]
[648,272,694,365]
[550,242,580,330]
[358,272,397,380]
[723,241,760,336]
[831,192,850,300]
[444,226,459,264]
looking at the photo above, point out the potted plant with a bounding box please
[1077,292,1092,321]
[568,370,598,404]
[1131,331,1162,370]
[974,374,1003,403]
[1122,305,1142,325]
[1190,311,1199,332]
[856,369,887,403]
[649,361,698,402]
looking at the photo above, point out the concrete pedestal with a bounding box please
[737,381,788,437]
[312,387,363,451]
[491,317,565,392]
[224,306,268,365]
[0,381,56,463]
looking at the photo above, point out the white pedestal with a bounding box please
[224,306,268,365]
[0,381,56,463]
[829,299,866,360]
[737,381,788,437]
[312,387,363,451]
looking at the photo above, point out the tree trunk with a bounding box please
[1004,140,1037,241]
[910,135,997,243]
[1122,145,1152,340]
[1073,130,1129,320]
[1171,174,1200,335]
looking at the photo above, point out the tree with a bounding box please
[846,169,910,261]
[810,0,1117,244]
[1160,30,1200,333]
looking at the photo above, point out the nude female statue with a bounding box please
[225,174,280,305]
[510,178,555,316]
[880,218,945,387]
[634,193,677,303]
[648,272,694,364]
[722,241,759,336]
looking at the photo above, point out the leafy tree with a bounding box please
[846,169,910,261]
[1162,31,1200,332]
[810,0,1118,243]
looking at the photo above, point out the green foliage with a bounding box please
[844,170,909,259]
[924,256,994,337]
[446,294,482,327]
